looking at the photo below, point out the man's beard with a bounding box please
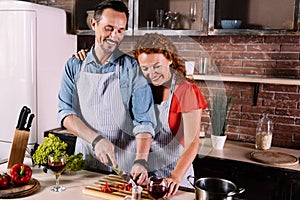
[101,39,119,54]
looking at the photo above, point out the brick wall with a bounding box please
[53,0,300,149]
[121,35,300,150]
[78,35,300,149]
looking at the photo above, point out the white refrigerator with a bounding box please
[0,0,77,160]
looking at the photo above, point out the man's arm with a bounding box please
[63,114,117,167]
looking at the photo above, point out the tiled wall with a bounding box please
[54,1,300,150]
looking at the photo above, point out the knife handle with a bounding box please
[16,106,27,129]
[25,114,35,131]
[20,107,31,130]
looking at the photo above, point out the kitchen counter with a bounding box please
[198,137,300,172]
[0,161,194,200]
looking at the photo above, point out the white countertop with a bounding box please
[0,161,194,200]
[198,138,300,172]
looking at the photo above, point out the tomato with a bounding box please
[0,173,11,189]
[10,164,32,185]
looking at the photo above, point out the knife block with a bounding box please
[7,129,30,168]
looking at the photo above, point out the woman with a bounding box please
[74,33,207,196]
[133,33,207,196]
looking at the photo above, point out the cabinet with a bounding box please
[72,0,133,35]
[72,0,299,36]
[193,156,300,200]
[208,0,300,35]
[72,0,208,36]
[132,0,208,36]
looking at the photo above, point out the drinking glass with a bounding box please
[155,9,164,27]
[48,154,66,192]
[147,176,168,200]
[189,2,197,23]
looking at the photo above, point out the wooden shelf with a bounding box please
[193,75,300,86]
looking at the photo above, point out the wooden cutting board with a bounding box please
[83,174,151,200]
[250,151,299,166]
[0,178,40,199]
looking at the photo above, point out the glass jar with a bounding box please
[255,113,273,150]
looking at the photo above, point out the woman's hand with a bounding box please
[130,163,148,186]
[72,49,88,60]
[165,176,181,197]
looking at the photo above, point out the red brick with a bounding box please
[293,133,300,142]
[275,108,296,116]
[201,36,231,43]
[247,45,280,52]
[266,53,299,60]
[276,93,300,100]
[240,120,257,128]
[231,36,265,44]
[265,36,300,44]
[278,100,298,109]
[231,67,265,76]
[273,116,296,125]
[209,52,232,59]
[243,61,276,68]
[263,84,298,92]
[232,52,266,59]
[213,44,245,51]
[277,61,300,68]
[274,123,300,133]
[215,59,243,66]
[281,45,300,52]
[266,69,299,78]
[262,99,276,107]
[257,90,275,99]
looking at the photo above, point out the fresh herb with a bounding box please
[209,93,232,136]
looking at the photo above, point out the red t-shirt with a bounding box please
[168,80,208,146]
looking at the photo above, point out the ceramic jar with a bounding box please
[86,10,94,30]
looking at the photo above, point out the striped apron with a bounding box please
[74,60,135,173]
[148,75,194,187]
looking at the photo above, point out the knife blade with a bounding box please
[112,166,137,186]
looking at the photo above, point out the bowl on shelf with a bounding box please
[221,20,242,29]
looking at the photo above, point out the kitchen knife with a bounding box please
[25,113,35,131]
[16,106,27,129]
[112,166,137,186]
[19,107,31,130]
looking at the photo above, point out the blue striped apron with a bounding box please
[74,60,135,173]
[148,75,194,187]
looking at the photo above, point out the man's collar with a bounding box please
[86,46,125,65]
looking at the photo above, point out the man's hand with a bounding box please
[94,139,117,167]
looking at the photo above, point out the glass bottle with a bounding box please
[255,113,273,150]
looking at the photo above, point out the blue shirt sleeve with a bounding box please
[57,56,82,126]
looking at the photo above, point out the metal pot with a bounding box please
[187,175,245,200]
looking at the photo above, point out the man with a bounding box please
[57,0,156,185]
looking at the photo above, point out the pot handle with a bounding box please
[186,175,196,189]
[227,188,245,196]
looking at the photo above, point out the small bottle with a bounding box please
[255,113,273,150]
[199,125,205,138]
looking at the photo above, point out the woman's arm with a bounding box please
[166,109,202,196]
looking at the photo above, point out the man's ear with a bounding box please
[91,18,97,30]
